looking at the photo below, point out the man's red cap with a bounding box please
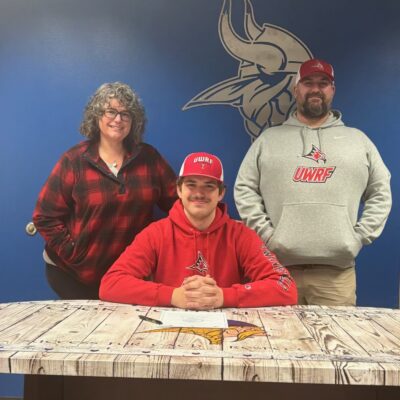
[295,59,334,84]
[179,152,224,183]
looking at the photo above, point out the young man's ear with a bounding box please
[218,186,226,201]
[176,184,182,199]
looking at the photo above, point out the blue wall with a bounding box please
[0,0,399,396]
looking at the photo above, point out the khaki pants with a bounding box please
[287,264,356,306]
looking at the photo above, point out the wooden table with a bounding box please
[0,300,399,399]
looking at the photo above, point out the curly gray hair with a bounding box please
[79,82,146,145]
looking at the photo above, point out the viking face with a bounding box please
[183,0,313,140]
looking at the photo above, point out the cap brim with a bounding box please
[180,173,223,183]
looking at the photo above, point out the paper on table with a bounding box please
[160,310,228,328]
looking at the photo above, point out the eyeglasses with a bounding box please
[103,108,132,122]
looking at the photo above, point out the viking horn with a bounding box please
[244,0,262,40]
[219,0,285,72]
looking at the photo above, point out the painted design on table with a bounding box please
[140,319,265,345]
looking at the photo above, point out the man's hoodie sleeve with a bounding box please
[99,225,175,306]
[234,140,275,243]
[354,135,392,245]
[222,225,297,307]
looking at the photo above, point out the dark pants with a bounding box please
[45,263,100,300]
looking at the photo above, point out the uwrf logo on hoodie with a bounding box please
[293,144,336,183]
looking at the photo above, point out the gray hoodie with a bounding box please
[234,111,392,268]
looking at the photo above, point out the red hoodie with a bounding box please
[100,200,297,307]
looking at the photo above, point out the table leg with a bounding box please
[23,375,64,400]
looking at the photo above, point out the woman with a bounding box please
[33,82,177,299]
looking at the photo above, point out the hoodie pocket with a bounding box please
[268,203,362,263]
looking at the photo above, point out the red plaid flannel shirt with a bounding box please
[33,140,177,285]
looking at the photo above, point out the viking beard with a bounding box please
[300,93,330,119]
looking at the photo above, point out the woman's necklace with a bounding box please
[98,145,124,171]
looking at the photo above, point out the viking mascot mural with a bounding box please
[183,0,313,140]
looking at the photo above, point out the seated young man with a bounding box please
[100,152,297,309]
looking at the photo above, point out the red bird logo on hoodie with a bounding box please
[186,251,209,275]
[303,144,326,164]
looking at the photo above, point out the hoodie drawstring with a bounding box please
[317,127,323,154]
[300,126,324,156]
[301,126,307,156]
[193,230,198,267]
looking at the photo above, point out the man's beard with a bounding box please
[300,93,330,119]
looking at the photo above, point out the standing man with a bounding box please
[234,59,391,306]
[100,152,297,308]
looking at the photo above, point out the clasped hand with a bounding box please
[171,275,224,310]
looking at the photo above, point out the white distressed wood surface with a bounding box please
[0,300,399,385]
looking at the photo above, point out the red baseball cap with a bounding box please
[295,59,334,84]
[179,152,224,183]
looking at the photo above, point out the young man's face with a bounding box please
[294,73,335,119]
[177,176,225,228]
